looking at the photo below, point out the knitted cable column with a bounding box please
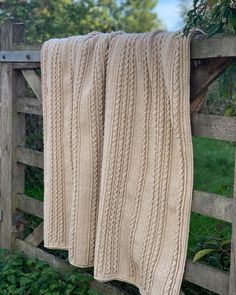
[42,36,86,249]
[68,33,110,266]
[42,38,68,249]
[41,33,110,265]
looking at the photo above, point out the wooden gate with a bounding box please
[0,19,235,295]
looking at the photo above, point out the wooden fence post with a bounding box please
[0,20,26,250]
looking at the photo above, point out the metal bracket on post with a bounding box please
[0,51,40,62]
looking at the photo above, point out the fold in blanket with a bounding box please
[41,30,200,295]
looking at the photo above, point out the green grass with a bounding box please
[25,166,44,201]
[184,137,234,294]
[193,137,235,197]
[188,137,234,263]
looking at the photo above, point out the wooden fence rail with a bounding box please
[0,19,235,295]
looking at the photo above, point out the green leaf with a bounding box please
[26,257,37,266]
[207,23,224,37]
[7,275,16,285]
[221,239,231,247]
[65,287,74,295]
[204,239,218,246]
[49,283,59,290]
[228,8,236,32]
[193,248,216,262]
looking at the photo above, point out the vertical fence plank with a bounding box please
[229,145,236,295]
[0,20,26,250]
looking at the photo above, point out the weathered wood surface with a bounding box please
[21,69,42,103]
[14,97,236,143]
[17,97,42,115]
[9,35,236,115]
[17,147,43,169]
[191,113,236,142]
[190,57,232,112]
[15,189,232,224]
[9,34,236,113]
[229,148,236,295]
[192,191,232,223]
[191,33,236,59]
[6,35,236,113]
[16,239,74,273]
[184,260,229,295]
[14,44,42,51]
[16,239,129,295]
[0,20,26,249]
[25,222,44,246]
[15,193,43,219]
[12,33,236,59]
[13,62,40,69]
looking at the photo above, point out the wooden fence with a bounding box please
[0,19,235,295]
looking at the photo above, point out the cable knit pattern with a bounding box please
[88,34,110,265]
[128,32,150,280]
[69,36,90,264]
[42,30,202,295]
[141,33,166,290]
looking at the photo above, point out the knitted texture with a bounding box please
[41,30,200,295]
[42,33,110,265]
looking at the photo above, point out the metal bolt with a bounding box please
[26,54,30,60]
[2,54,5,60]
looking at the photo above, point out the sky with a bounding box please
[156,0,191,31]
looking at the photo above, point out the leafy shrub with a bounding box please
[192,224,231,271]
[184,0,236,36]
[0,249,100,295]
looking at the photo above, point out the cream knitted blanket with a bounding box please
[42,30,199,295]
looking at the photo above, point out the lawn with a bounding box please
[192,136,234,197]
[188,137,234,261]
[183,137,234,294]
